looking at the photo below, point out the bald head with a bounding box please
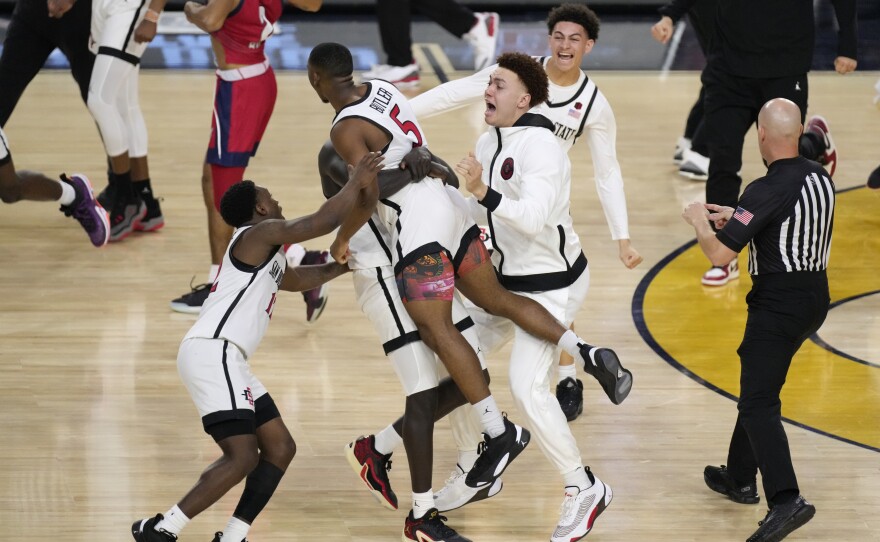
[757,98,803,164]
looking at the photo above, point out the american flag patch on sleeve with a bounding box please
[733,206,754,225]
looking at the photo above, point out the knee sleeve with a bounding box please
[211,164,246,210]
[88,54,136,157]
[121,67,148,158]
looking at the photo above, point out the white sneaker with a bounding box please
[433,464,503,512]
[702,258,739,286]
[551,468,612,542]
[678,147,709,180]
[463,12,499,71]
[674,136,691,165]
[362,62,420,89]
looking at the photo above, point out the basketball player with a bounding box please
[131,152,384,542]
[452,52,614,541]
[309,42,629,541]
[410,3,642,424]
[88,0,164,240]
[0,125,110,247]
[170,0,329,321]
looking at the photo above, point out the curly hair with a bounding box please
[496,53,549,108]
[219,180,258,228]
[546,3,601,41]
[308,42,354,78]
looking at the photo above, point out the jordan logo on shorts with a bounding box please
[241,387,254,406]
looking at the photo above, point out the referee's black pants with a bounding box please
[0,0,94,126]
[726,271,829,506]
[701,63,824,212]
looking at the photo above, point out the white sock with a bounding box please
[58,181,76,205]
[154,505,190,536]
[285,243,306,266]
[208,264,220,284]
[557,363,577,383]
[457,450,479,472]
[562,466,591,492]
[558,330,582,359]
[473,396,505,438]
[373,425,402,455]
[412,490,434,519]
[222,516,250,542]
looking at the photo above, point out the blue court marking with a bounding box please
[631,237,880,454]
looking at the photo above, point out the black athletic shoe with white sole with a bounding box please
[465,416,530,488]
[131,514,177,541]
[579,346,633,405]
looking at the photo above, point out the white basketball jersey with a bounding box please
[184,226,286,358]
[332,79,429,185]
[0,126,10,162]
[535,57,600,153]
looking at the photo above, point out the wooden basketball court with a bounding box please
[0,70,877,541]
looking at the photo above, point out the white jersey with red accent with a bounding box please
[184,225,286,358]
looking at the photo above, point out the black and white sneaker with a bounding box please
[579,346,632,405]
[465,416,530,488]
[211,532,248,542]
[131,514,177,541]
[556,377,584,421]
[170,279,213,314]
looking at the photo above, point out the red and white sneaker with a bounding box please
[551,467,612,542]
[362,62,420,89]
[805,115,837,176]
[345,435,398,510]
[464,12,500,71]
[702,258,739,286]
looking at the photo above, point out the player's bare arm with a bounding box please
[279,260,349,293]
[286,0,322,11]
[234,152,383,266]
[135,0,169,43]
[329,119,385,256]
[184,0,237,33]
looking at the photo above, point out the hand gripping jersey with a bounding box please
[332,80,478,270]
[184,226,286,358]
[213,0,283,65]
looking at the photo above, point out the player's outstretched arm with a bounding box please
[279,260,349,292]
[184,0,236,33]
[235,153,383,266]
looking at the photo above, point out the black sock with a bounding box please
[232,460,285,523]
[134,178,153,199]
[115,171,133,200]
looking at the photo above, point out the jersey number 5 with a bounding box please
[390,104,423,147]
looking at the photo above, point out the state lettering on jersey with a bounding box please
[369,87,394,114]
[269,260,284,287]
[553,122,576,142]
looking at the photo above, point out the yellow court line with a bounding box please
[640,187,880,450]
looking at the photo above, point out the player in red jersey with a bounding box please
[169,0,329,319]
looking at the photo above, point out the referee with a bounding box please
[682,98,834,542]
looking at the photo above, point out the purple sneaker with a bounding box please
[59,174,110,247]
[300,250,330,323]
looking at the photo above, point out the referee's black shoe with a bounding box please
[579,345,633,405]
[746,495,815,542]
[704,465,760,504]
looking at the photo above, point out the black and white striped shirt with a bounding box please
[716,157,835,276]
